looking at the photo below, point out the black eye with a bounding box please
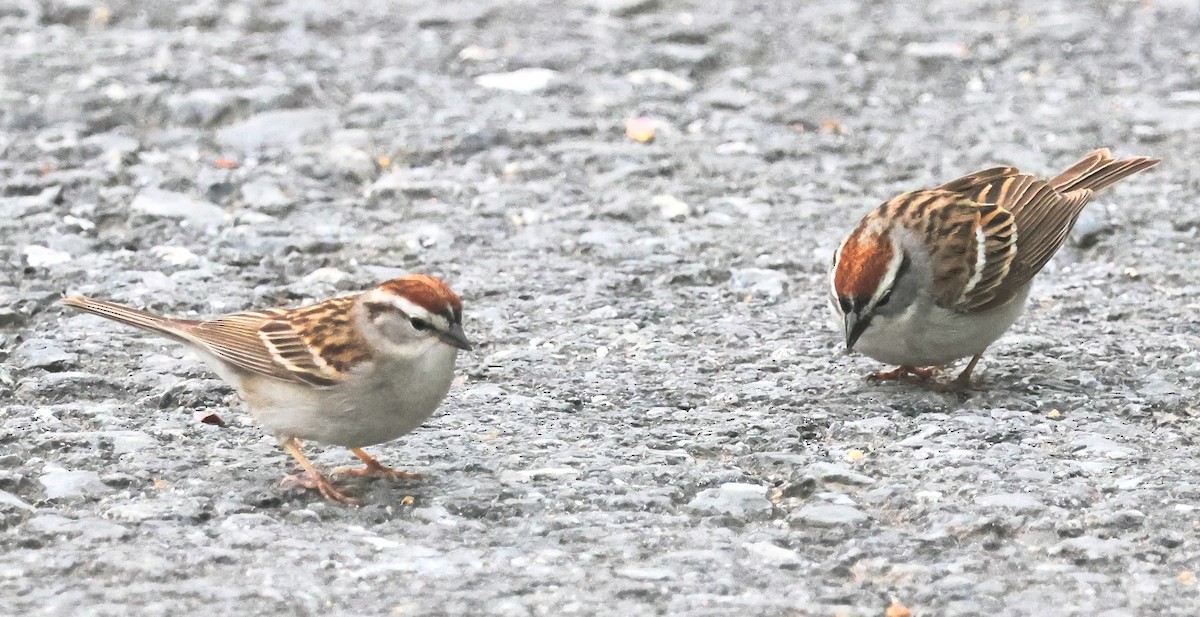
[410,318,430,331]
[876,290,893,307]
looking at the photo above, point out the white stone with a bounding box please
[23,245,71,267]
[743,541,804,566]
[626,68,694,92]
[474,68,557,93]
[151,245,199,266]
[131,188,226,227]
[653,194,690,221]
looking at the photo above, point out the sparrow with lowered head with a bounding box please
[830,148,1159,390]
[62,275,472,505]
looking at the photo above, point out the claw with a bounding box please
[333,465,422,481]
[280,472,359,506]
[868,365,937,381]
[333,448,423,481]
[279,437,360,506]
[865,353,984,393]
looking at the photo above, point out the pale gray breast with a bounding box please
[319,345,459,447]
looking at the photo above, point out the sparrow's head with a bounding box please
[357,275,472,355]
[830,225,918,352]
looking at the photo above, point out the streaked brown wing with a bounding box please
[1005,188,1093,287]
[257,296,372,386]
[955,204,1018,311]
[937,150,1159,311]
[898,192,1018,310]
[927,165,1076,311]
[179,296,369,387]
[178,309,313,384]
[963,177,1092,311]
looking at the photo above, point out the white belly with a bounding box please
[208,345,458,448]
[853,285,1030,367]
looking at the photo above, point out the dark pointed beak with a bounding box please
[844,313,869,353]
[438,323,473,351]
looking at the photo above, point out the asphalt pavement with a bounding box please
[1,1,1198,615]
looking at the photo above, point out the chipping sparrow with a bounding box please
[830,148,1159,390]
[62,275,472,504]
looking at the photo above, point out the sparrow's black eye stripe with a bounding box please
[876,290,893,307]
[409,317,430,331]
[839,297,853,314]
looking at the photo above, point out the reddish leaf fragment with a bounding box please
[194,410,226,427]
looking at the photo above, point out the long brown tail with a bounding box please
[1049,148,1161,194]
[62,296,191,341]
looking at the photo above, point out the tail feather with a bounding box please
[61,295,190,340]
[1050,148,1161,194]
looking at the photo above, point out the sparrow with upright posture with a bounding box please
[830,148,1159,390]
[62,275,472,504]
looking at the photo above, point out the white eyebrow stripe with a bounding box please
[871,246,905,306]
[830,239,850,312]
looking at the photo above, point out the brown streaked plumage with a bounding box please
[61,295,374,388]
[830,148,1160,390]
[929,148,1158,310]
[61,274,472,505]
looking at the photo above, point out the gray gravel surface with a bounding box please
[2,0,1199,615]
